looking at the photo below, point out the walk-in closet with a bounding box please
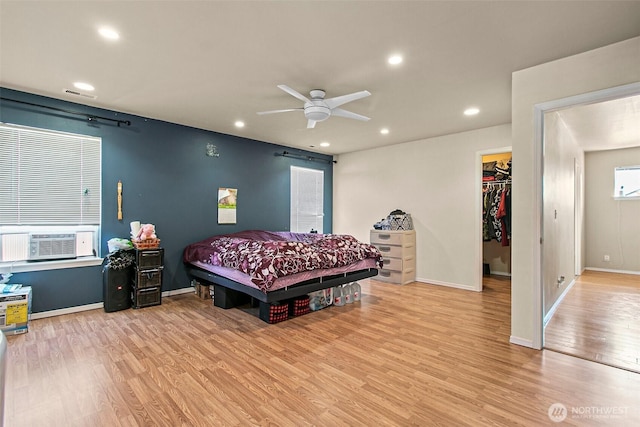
[482,153,512,277]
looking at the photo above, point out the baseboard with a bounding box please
[490,271,511,277]
[31,302,104,320]
[543,278,576,327]
[31,287,195,320]
[510,335,537,349]
[162,287,195,297]
[584,267,640,276]
[415,277,477,292]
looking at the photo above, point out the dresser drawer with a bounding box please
[370,230,415,247]
[374,244,415,261]
[374,244,404,258]
[134,268,163,289]
[381,256,416,272]
[381,257,403,271]
[376,267,415,285]
[135,248,164,269]
[132,286,162,309]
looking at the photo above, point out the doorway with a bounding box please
[476,147,512,292]
[481,152,512,279]
[540,89,640,373]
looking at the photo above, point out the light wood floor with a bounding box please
[5,276,640,426]
[544,270,640,373]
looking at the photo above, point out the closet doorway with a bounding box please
[481,152,512,283]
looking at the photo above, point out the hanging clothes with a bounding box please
[482,187,495,241]
[483,186,500,242]
[483,183,511,246]
[490,187,503,242]
[497,186,511,244]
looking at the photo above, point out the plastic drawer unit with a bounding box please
[370,230,416,285]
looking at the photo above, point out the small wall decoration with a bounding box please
[117,180,123,220]
[206,143,220,157]
[218,187,237,224]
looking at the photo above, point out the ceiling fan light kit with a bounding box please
[258,85,371,128]
[304,105,331,122]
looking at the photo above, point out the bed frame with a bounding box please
[185,264,378,310]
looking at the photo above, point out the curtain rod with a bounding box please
[0,97,131,127]
[278,150,337,164]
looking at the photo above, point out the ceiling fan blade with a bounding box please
[277,85,312,104]
[331,108,370,121]
[257,108,303,115]
[307,119,317,129]
[324,90,371,109]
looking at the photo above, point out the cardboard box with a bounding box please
[0,286,32,335]
[195,283,211,300]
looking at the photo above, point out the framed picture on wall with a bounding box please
[218,187,237,224]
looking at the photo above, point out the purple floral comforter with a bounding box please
[183,230,382,292]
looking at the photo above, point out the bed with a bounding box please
[183,230,382,317]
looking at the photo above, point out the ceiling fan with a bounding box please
[257,85,371,128]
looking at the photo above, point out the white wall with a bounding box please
[483,240,511,276]
[585,147,640,273]
[542,112,584,314]
[334,124,511,290]
[511,36,640,348]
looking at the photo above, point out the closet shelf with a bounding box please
[483,179,512,186]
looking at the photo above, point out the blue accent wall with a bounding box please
[0,88,334,313]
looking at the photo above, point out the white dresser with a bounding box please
[370,229,416,285]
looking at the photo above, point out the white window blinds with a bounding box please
[0,124,101,225]
[290,166,324,233]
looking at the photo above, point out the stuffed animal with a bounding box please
[136,223,157,241]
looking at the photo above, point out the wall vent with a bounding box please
[63,89,97,99]
[28,233,77,261]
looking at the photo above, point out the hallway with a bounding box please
[544,270,640,373]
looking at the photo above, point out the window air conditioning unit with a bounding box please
[28,233,77,261]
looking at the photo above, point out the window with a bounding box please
[0,123,101,264]
[290,166,324,233]
[614,166,640,199]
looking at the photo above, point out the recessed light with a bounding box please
[380,128,390,135]
[234,121,245,128]
[464,107,480,116]
[388,55,403,65]
[320,142,330,147]
[73,82,95,91]
[98,27,120,40]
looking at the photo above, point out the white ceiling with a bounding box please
[556,94,640,152]
[1,1,640,155]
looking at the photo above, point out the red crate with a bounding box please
[289,296,310,317]
[259,301,289,324]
